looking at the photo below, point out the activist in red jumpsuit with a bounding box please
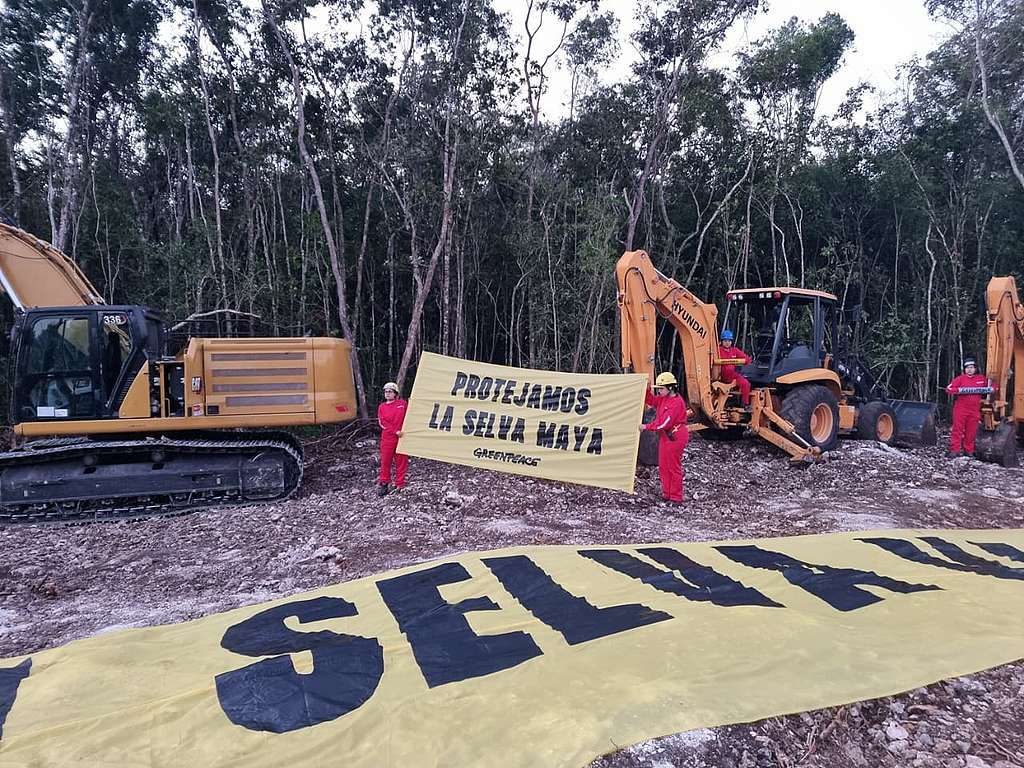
[945,358,990,457]
[377,381,408,496]
[718,329,752,407]
[641,372,690,503]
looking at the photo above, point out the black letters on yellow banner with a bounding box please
[715,545,941,611]
[434,371,603,454]
[581,548,783,608]
[3,531,1024,768]
[861,537,1024,580]
[202,537,1021,734]
[449,372,591,415]
[215,597,383,733]
[483,555,671,645]
[971,541,1024,562]
[0,660,31,739]
[377,562,542,688]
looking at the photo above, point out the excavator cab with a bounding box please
[721,289,837,385]
[10,305,161,423]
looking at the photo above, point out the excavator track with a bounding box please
[0,431,303,525]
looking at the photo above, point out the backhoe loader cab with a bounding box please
[720,288,838,386]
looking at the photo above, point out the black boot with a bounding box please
[377,483,390,497]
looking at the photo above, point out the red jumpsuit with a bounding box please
[645,390,690,503]
[945,373,989,454]
[378,398,409,487]
[718,344,752,405]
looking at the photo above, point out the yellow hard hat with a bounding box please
[655,372,677,387]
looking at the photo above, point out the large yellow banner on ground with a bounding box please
[1,530,1023,767]
[397,352,648,492]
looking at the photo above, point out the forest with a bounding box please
[1,0,1022,419]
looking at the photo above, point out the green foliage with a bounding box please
[0,0,1022,412]
[738,14,853,99]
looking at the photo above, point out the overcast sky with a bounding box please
[495,0,953,120]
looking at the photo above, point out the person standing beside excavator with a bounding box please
[377,381,409,496]
[718,330,752,408]
[945,357,990,458]
[640,372,690,504]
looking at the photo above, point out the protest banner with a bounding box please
[397,352,649,492]
[1,530,1022,767]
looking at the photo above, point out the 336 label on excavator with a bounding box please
[398,353,648,492]
[0,530,1022,768]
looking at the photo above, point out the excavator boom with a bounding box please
[616,250,720,418]
[974,276,1024,466]
[0,222,104,307]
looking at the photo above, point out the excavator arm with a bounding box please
[0,222,104,308]
[983,276,1024,425]
[616,250,722,421]
[975,276,1024,466]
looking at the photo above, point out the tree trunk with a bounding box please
[263,2,369,417]
[192,0,231,324]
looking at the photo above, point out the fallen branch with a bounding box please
[798,707,845,764]
[169,309,261,332]
[304,420,377,450]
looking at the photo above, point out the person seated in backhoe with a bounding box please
[945,357,990,458]
[718,330,752,409]
[640,372,689,504]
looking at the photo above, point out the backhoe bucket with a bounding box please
[974,422,1018,467]
[889,400,937,447]
[638,429,659,467]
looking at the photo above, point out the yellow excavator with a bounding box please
[0,221,357,522]
[616,250,936,464]
[974,276,1024,467]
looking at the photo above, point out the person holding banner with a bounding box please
[377,381,409,496]
[944,357,990,457]
[641,372,690,504]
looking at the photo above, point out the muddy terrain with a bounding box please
[0,429,1021,767]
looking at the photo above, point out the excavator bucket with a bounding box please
[889,400,938,447]
[974,422,1018,467]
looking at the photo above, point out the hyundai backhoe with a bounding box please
[616,250,936,465]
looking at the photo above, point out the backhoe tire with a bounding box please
[780,385,840,452]
[855,401,898,445]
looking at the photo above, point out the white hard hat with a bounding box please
[383,381,399,393]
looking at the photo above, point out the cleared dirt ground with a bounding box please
[0,428,1021,767]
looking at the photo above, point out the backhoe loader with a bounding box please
[616,250,936,465]
[0,221,357,522]
[974,276,1024,467]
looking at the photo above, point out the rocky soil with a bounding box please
[0,427,1021,767]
